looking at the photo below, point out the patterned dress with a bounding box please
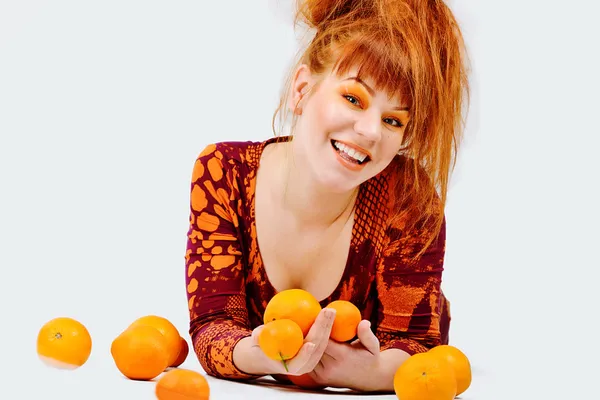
[184,136,451,379]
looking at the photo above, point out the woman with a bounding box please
[184,0,470,393]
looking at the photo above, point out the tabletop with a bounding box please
[11,358,490,400]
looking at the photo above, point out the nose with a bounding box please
[353,109,382,142]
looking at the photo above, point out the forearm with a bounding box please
[192,322,260,380]
[370,348,411,392]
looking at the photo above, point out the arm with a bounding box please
[371,213,448,391]
[309,212,448,393]
[185,144,260,380]
[186,145,338,379]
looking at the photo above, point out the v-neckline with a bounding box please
[249,136,363,305]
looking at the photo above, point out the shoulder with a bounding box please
[194,140,264,167]
[377,154,444,235]
[190,139,266,183]
[372,156,446,265]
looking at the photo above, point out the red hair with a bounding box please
[272,0,471,254]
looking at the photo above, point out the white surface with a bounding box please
[18,360,489,399]
[1,0,599,399]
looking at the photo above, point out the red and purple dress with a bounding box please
[184,136,451,379]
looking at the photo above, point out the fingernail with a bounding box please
[325,308,336,319]
[307,343,316,353]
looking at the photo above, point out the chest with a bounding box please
[253,199,355,303]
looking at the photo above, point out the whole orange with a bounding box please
[129,315,181,367]
[155,368,210,400]
[170,336,189,368]
[288,373,326,390]
[110,325,169,380]
[428,345,472,396]
[393,352,456,400]
[263,289,321,337]
[258,319,304,370]
[37,317,92,369]
[325,300,362,342]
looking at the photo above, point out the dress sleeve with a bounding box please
[184,144,258,380]
[374,211,448,356]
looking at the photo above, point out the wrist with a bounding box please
[357,356,388,392]
[232,336,277,376]
[367,349,411,393]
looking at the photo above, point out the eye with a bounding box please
[343,94,362,107]
[383,117,404,128]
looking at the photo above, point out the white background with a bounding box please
[1,0,598,399]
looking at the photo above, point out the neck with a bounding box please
[270,141,358,227]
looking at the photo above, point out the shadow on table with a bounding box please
[237,376,393,396]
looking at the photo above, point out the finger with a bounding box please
[355,320,380,355]
[305,307,337,343]
[292,308,336,373]
[283,341,316,374]
[306,308,336,354]
[311,359,326,376]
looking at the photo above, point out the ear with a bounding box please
[288,64,314,115]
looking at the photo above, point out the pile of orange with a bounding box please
[260,288,320,368]
[37,315,209,399]
[394,344,472,400]
[36,294,472,399]
[259,289,363,389]
[110,315,190,381]
[260,289,473,398]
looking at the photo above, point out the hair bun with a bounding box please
[297,0,358,28]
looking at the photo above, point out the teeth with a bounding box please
[333,141,368,162]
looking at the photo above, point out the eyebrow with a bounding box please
[343,77,410,111]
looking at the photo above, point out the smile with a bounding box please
[331,140,371,165]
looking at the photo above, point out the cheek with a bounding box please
[378,134,404,160]
[307,93,352,131]
[314,101,352,132]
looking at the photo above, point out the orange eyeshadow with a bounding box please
[339,83,371,108]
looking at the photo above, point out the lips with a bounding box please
[331,140,372,164]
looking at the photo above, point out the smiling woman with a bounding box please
[183,0,470,394]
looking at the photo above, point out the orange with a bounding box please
[110,325,169,380]
[155,368,210,400]
[393,352,456,400]
[37,317,92,369]
[258,319,304,371]
[170,336,189,368]
[325,300,362,342]
[288,373,326,390]
[129,315,181,367]
[428,345,472,396]
[263,289,322,337]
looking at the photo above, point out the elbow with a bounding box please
[189,323,256,380]
[190,331,230,380]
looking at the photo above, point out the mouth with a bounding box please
[330,139,371,165]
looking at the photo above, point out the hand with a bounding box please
[308,320,382,391]
[251,307,337,375]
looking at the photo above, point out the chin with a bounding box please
[311,165,365,194]
[313,139,374,192]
